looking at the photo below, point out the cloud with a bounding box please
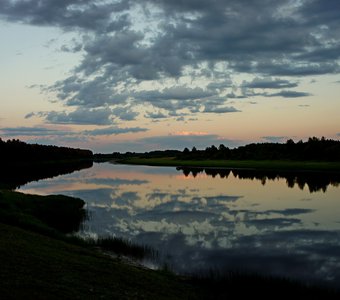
[265,208,315,216]
[47,75,127,108]
[203,105,240,114]
[44,107,114,125]
[83,126,148,136]
[111,106,138,121]
[244,218,302,229]
[241,78,298,89]
[268,90,311,98]
[1,0,340,119]
[144,111,168,119]
[0,126,70,137]
[262,136,287,143]
[27,106,140,124]
[0,0,131,32]
[134,86,217,113]
[0,125,148,139]
[137,210,216,223]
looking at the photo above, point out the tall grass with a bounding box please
[69,235,158,261]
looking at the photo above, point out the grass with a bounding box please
[71,235,159,260]
[0,190,87,234]
[120,157,340,172]
[0,223,196,300]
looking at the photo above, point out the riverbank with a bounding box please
[0,191,196,299]
[0,222,198,300]
[119,157,340,172]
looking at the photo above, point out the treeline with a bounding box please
[104,150,181,160]
[179,137,340,161]
[0,138,93,163]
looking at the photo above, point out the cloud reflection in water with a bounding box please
[19,163,340,287]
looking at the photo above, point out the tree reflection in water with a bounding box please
[177,167,340,193]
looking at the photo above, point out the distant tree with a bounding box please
[183,148,190,155]
[218,144,227,151]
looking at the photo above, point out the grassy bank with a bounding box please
[0,190,156,261]
[0,190,87,234]
[120,157,340,172]
[0,223,196,300]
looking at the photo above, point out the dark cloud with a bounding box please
[245,217,302,230]
[137,86,215,101]
[83,126,148,136]
[0,126,70,137]
[111,106,138,121]
[241,78,298,89]
[268,208,315,216]
[113,191,140,206]
[268,90,311,98]
[205,195,243,203]
[0,125,148,139]
[137,210,216,224]
[43,107,114,125]
[0,0,131,32]
[47,75,127,108]
[1,0,339,118]
[134,86,218,113]
[144,111,168,119]
[203,105,240,114]
[235,208,315,218]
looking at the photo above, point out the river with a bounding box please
[19,162,340,287]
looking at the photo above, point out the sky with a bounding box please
[0,0,340,153]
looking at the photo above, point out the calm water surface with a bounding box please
[19,163,340,286]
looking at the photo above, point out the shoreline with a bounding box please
[118,157,340,173]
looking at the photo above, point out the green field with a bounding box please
[120,157,340,172]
